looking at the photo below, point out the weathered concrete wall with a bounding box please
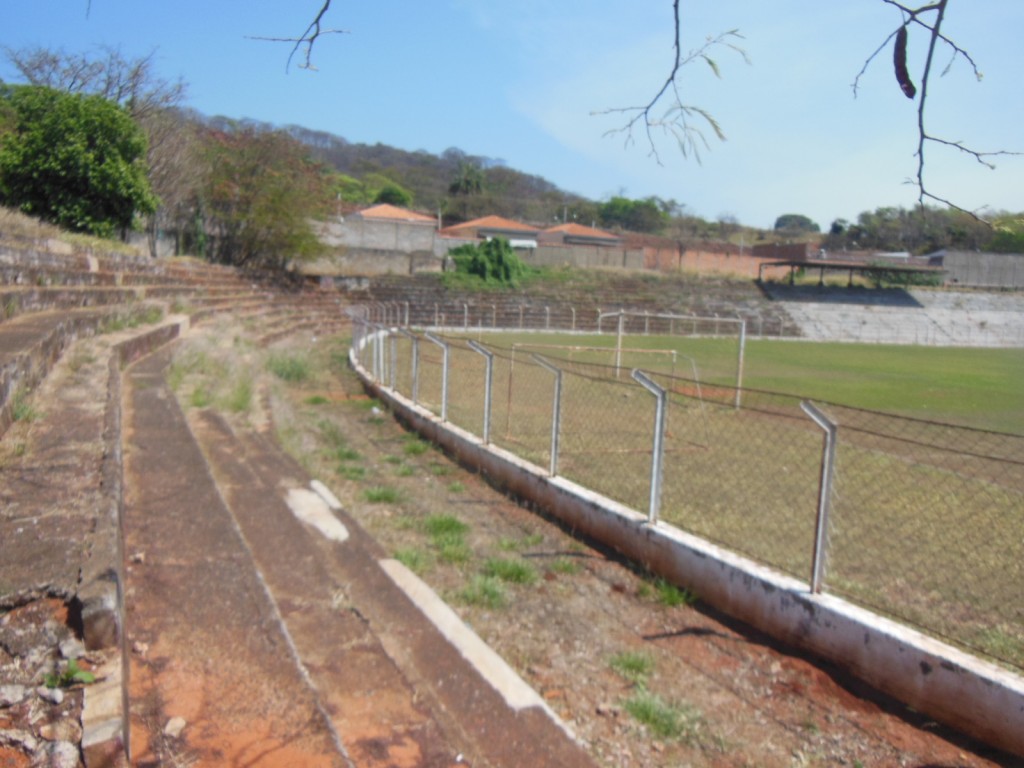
[943,252,1024,289]
[633,241,782,278]
[679,248,783,278]
[301,248,443,277]
[352,330,1024,760]
[317,218,437,252]
[523,245,645,271]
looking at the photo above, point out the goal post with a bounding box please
[597,310,747,400]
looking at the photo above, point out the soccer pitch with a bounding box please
[463,332,1024,435]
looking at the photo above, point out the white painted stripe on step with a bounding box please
[310,479,342,511]
[285,488,349,542]
[378,558,578,741]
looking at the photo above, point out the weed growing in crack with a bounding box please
[394,547,430,574]
[653,578,698,608]
[11,391,38,423]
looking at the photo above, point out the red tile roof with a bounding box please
[442,215,539,234]
[543,222,619,240]
[356,204,435,223]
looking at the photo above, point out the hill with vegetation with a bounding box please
[1,45,1022,273]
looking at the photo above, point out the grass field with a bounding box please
[460,332,1024,435]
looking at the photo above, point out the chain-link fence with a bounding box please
[352,319,1024,671]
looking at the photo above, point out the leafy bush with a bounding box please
[448,237,530,286]
[0,85,156,237]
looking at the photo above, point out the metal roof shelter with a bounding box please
[757,257,945,287]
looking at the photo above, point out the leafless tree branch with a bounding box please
[247,0,348,72]
[856,1,1019,220]
[593,0,747,165]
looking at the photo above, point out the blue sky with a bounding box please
[2,1,1021,230]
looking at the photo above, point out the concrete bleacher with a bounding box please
[337,272,803,338]
[764,284,1024,346]
[0,237,351,765]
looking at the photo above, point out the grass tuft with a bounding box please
[609,651,654,684]
[364,486,402,504]
[624,691,702,741]
[460,575,507,609]
[267,353,310,382]
[482,557,537,585]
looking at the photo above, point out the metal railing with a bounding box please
[351,318,1024,671]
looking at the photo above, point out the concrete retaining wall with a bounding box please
[350,335,1024,759]
[523,245,645,271]
[943,251,1024,289]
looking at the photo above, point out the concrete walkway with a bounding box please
[123,344,594,767]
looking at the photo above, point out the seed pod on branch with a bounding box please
[893,24,916,99]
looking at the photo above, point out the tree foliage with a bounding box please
[774,214,820,235]
[824,205,1001,254]
[598,196,667,234]
[0,85,156,237]
[448,238,529,286]
[4,45,197,255]
[201,126,329,269]
[373,180,413,207]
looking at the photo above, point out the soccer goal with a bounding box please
[597,310,747,407]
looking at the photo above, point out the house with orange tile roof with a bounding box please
[439,215,540,245]
[353,203,437,224]
[540,222,621,248]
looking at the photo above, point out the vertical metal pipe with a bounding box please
[734,320,747,410]
[468,340,494,444]
[800,401,838,594]
[398,329,418,403]
[532,355,563,477]
[632,370,667,524]
[615,311,625,379]
[425,332,449,422]
[388,332,397,390]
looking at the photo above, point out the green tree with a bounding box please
[448,238,529,286]
[373,180,413,207]
[201,126,328,269]
[598,196,667,234]
[773,213,820,235]
[0,85,156,237]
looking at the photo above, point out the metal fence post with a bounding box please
[369,325,381,381]
[801,401,838,594]
[425,332,449,422]
[468,340,494,444]
[388,331,397,390]
[632,370,668,524]
[532,355,563,477]
[734,319,747,410]
[398,328,419,404]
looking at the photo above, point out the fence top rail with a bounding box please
[597,309,746,327]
